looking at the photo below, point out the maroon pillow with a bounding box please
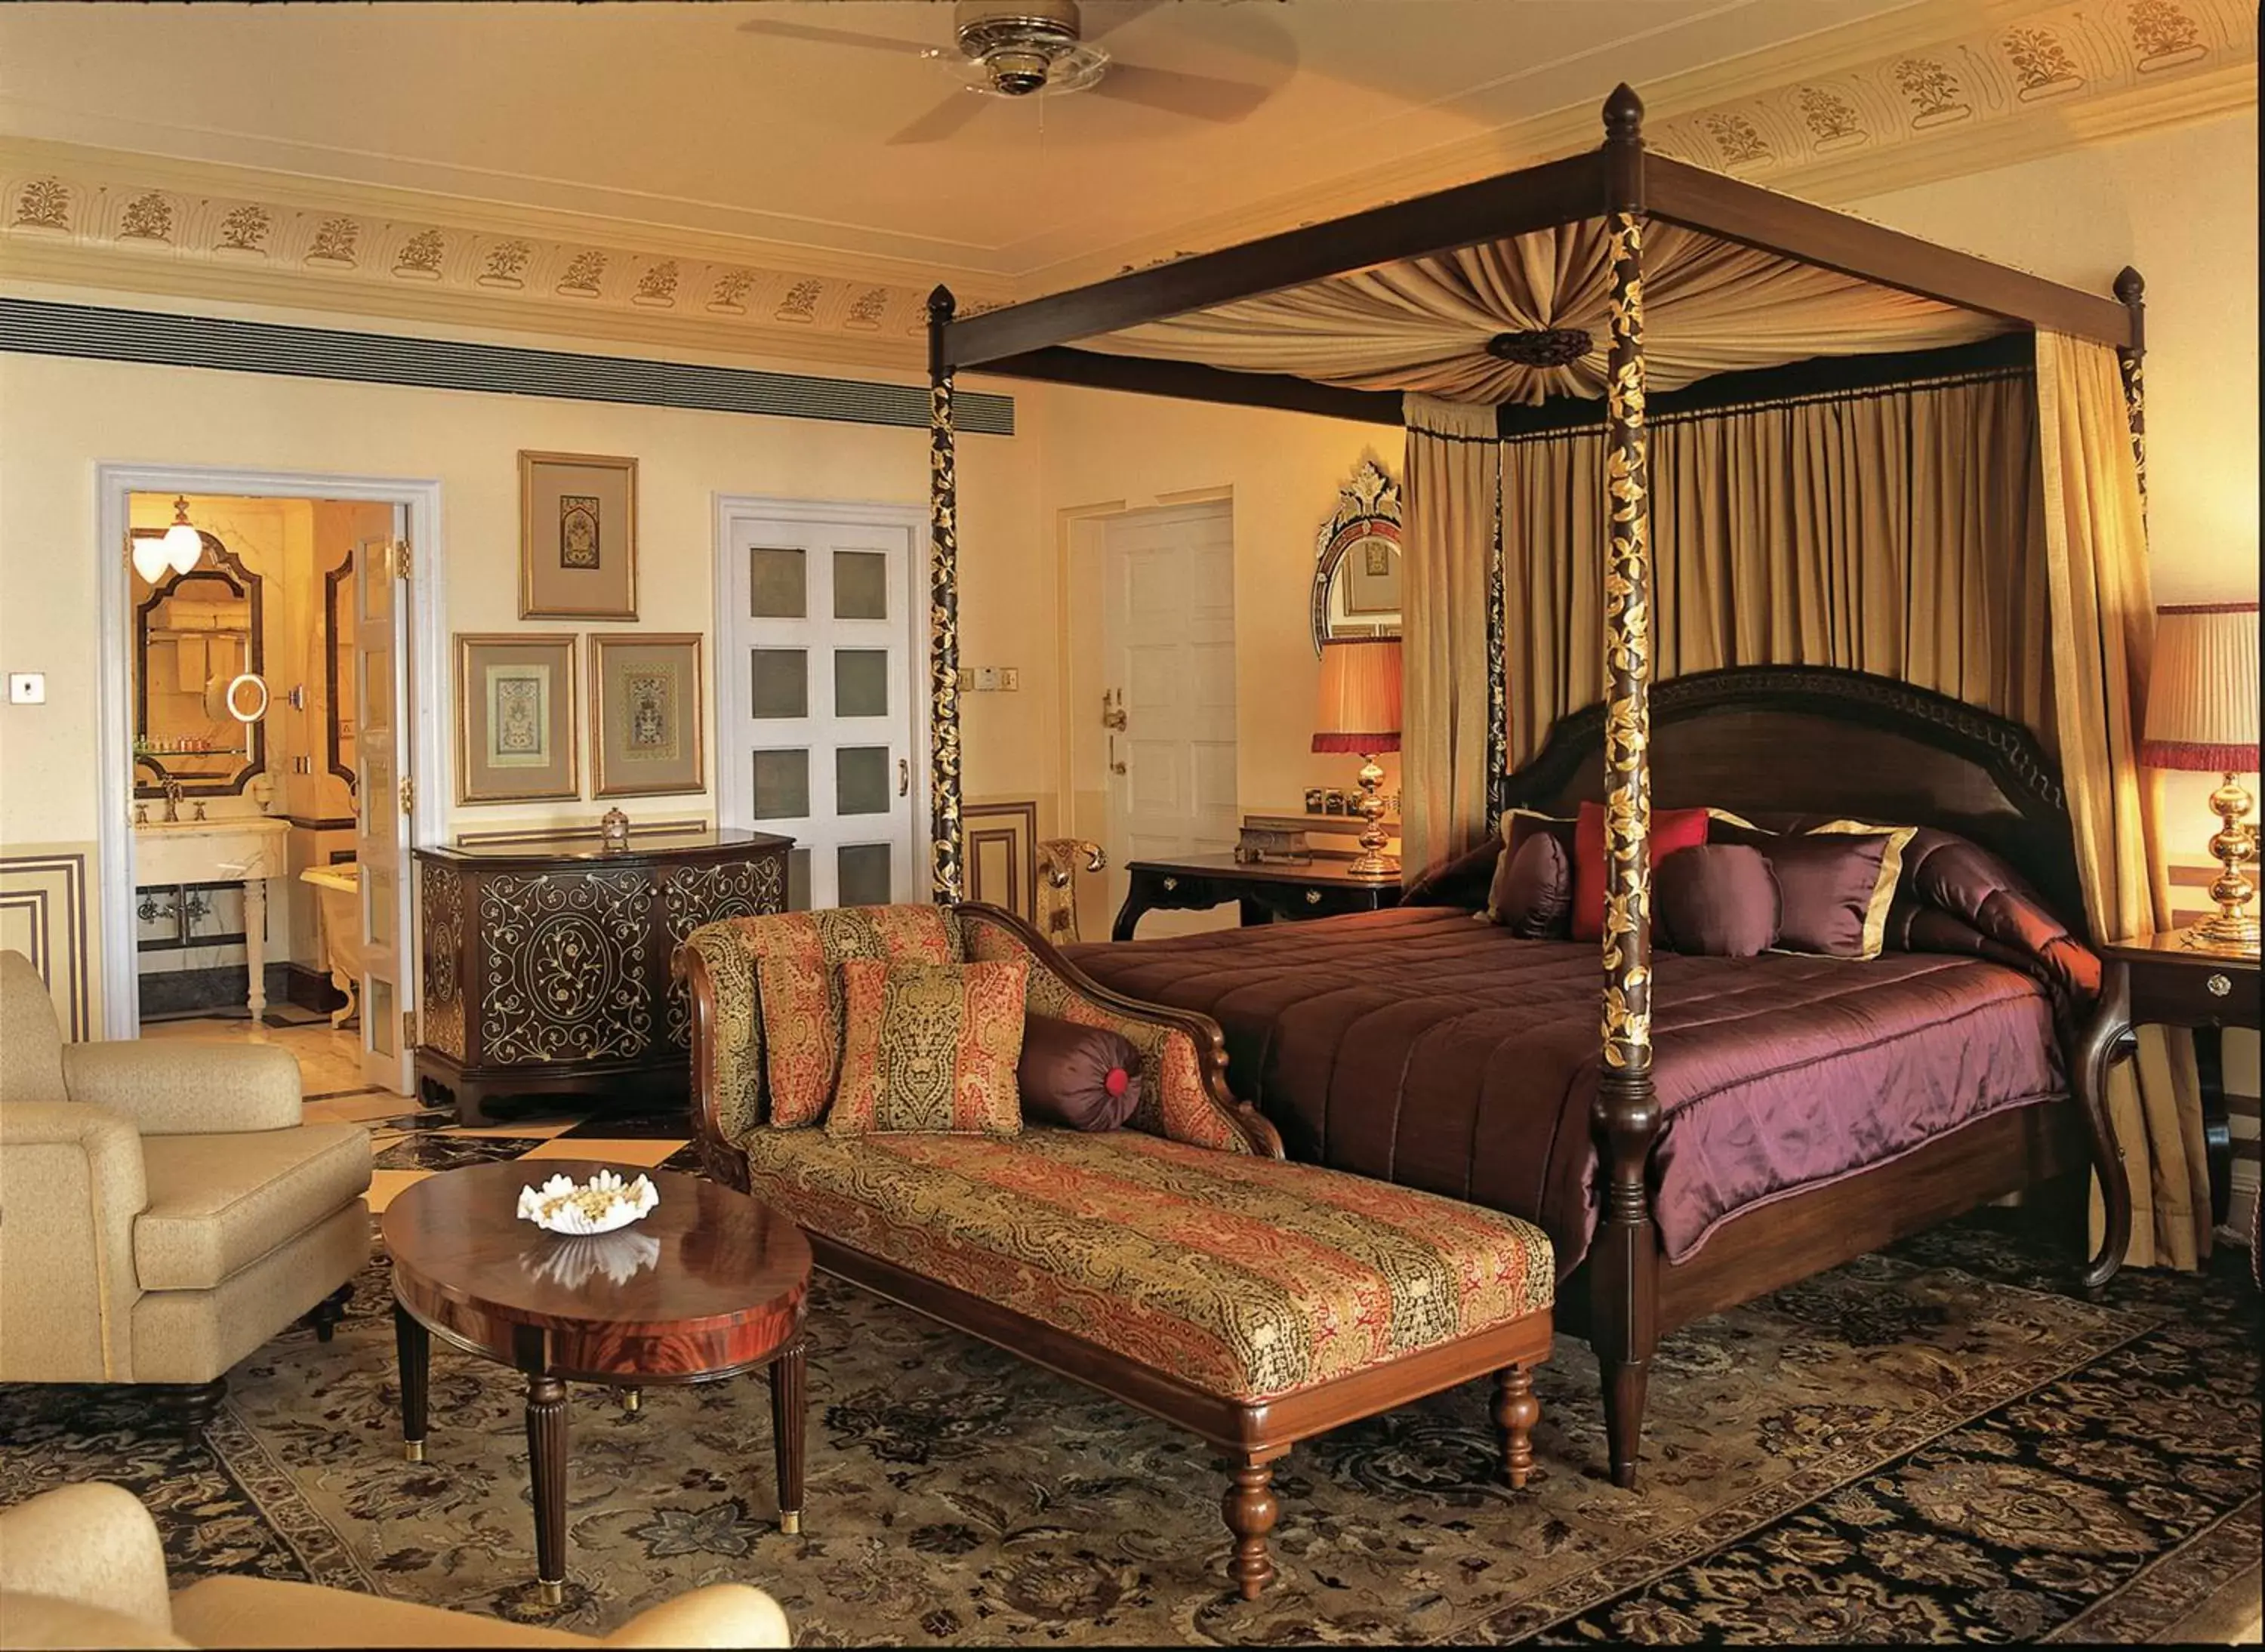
[1655,845,1780,957]
[1749,833,1897,957]
[1017,1013,1142,1131]
[1490,831,1572,938]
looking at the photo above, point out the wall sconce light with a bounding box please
[159,497,205,577]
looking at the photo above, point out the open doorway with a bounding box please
[97,467,445,1099]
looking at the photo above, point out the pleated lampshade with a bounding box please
[2142,603,2259,773]
[1311,638,1402,754]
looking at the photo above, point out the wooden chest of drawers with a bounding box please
[414,829,791,1125]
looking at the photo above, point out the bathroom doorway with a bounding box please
[97,467,445,1101]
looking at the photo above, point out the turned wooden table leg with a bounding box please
[1222,1459,1278,1601]
[769,1341,806,1535]
[393,1302,429,1462]
[525,1373,569,1604]
[1495,1364,1540,1489]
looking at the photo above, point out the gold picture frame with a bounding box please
[590,633,706,799]
[519,451,638,620]
[455,633,579,804]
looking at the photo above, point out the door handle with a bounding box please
[898,757,910,797]
[1108,735,1126,776]
[1101,687,1126,732]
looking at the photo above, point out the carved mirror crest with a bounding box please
[1309,458,1404,656]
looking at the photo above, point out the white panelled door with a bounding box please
[352,518,414,1093]
[1102,502,1237,885]
[718,502,923,910]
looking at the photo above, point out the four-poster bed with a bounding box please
[919,85,2160,1488]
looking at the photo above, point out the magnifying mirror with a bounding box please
[223,672,270,724]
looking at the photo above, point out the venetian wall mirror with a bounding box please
[131,527,268,797]
[1309,458,1404,656]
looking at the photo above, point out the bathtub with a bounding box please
[298,861,362,1028]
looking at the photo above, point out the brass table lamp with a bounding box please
[2141,601,2259,951]
[1311,638,1401,879]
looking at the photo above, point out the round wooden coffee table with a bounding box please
[383,1160,812,1602]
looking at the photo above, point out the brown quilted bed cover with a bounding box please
[1067,907,2067,1274]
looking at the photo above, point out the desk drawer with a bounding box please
[2129,960,2260,1028]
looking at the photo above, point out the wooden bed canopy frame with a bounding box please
[916,85,2146,1489]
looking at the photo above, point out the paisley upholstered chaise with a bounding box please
[679,902,1557,1600]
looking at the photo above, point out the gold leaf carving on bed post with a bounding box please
[927,285,965,905]
[2112,266,2147,529]
[1600,210,1653,1073]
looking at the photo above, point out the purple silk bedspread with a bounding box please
[1065,908,2066,1276]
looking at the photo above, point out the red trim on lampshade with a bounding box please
[2140,738,2261,772]
[2159,601,2260,615]
[1311,732,1401,754]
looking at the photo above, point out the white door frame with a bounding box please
[710,494,932,892]
[94,464,448,1040]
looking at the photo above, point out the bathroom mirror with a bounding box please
[325,546,358,796]
[1309,459,1404,656]
[131,528,267,798]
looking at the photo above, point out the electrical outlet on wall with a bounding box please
[972,665,1000,692]
[7,673,44,704]
[1000,667,1020,692]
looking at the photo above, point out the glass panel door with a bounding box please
[720,510,918,910]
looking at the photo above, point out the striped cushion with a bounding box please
[740,1127,1553,1403]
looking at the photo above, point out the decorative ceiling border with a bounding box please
[1,0,2252,354]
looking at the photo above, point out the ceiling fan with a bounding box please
[738,1,1271,143]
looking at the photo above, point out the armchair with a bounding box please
[0,951,371,1429]
[0,1483,792,1648]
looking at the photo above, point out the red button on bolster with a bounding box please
[1105,1068,1129,1097]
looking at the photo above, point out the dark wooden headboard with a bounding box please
[1499,665,2085,931]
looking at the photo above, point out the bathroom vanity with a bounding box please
[413,828,792,1125]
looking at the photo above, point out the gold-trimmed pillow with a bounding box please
[1806,820,1918,960]
[827,958,1029,1137]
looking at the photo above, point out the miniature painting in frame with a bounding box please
[592,633,705,798]
[456,633,578,803]
[519,451,637,619]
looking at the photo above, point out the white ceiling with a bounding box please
[0,0,1928,284]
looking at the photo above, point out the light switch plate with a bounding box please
[972,665,1000,692]
[1000,667,1020,692]
[7,672,45,705]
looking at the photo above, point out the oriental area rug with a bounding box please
[2,1214,2256,1646]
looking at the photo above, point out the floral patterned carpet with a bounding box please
[2,1213,2256,1646]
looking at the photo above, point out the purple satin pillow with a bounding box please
[1017,1012,1143,1131]
[1489,830,1573,938]
[1655,844,1780,957]
[1751,832,1897,958]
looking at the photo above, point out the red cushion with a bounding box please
[1571,801,1712,942]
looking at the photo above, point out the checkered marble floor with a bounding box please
[152,1018,701,1211]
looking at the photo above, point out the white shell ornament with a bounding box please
[516,1169,661,1236]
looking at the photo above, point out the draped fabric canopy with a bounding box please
[1086,222,2008,406]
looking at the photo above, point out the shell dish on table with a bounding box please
[516,1169,661,1235]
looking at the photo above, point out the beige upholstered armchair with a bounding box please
[0,1483,793,1648]
[0,951,371,1430]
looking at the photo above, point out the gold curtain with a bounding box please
[1089,222,2003,405]
[1402,394,1500,877]
[2033,331,2209,1271]
[1502,370,2051,767]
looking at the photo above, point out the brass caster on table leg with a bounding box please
[403,1440,425,1463]
[539,1580,564,1607]
[779,1510,802,1536]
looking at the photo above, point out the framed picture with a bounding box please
[455,633,578,804]
[591,633,705,798]
[519,451,637,620]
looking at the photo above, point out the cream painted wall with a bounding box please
[0,340,1047,1016]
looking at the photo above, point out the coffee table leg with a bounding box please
[525,1373,569,1603]
[769,1342,805,1535]
[393,1302,429,1463]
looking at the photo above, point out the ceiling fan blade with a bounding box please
[735,17,935,58]
[1080,1,1166,43]
[886,91,992,146]
[1086,61,1269,123]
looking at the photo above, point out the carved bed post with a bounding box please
[2112,266,2146,529]
[927,285,965,904]
[1593,82,1662,1492]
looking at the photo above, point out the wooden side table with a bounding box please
[384,1160,812,1603]
[1111,852,1401,942]
[2076,932,2260,1288]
